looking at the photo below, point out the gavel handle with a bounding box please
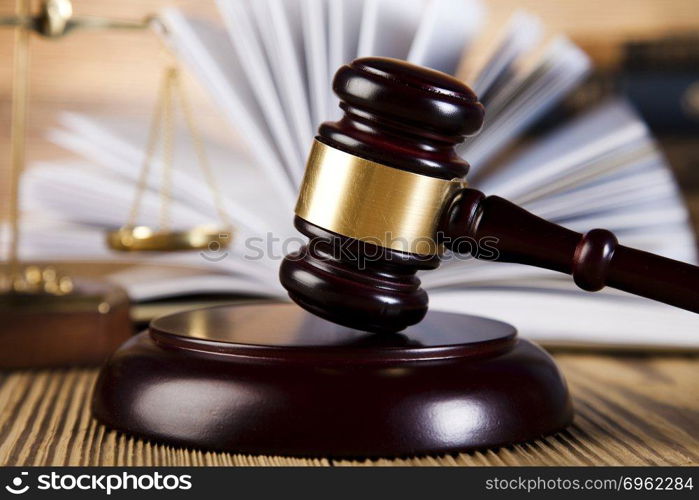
[442,188,699,313]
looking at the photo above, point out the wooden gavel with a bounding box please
[280,57,699,333]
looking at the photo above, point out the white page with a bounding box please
[524,170,677,220]
[328,0,364,68]
[357,0,426,58]
[29,156,291,280]
[42,111,304,281]
[430,289,699,349]
[48,113,290,240]
[39,113,311,280]
[302,0,330,126]
[476,101,659,204]
[35,135,275,243]
[7,214,263,278]
[108,269,284,301]
[12,219,289,292]
[160,9,297,208]
[467,40,591,171]
[328,0,365,118]
[215,0,305,183]
[251,0,314,157]
[508,148,661,207]
[21,165,285,290]
[478,102,651,199]
[462,36,591,171]
[408,0,484,74]
[479,101,647,190]
[0,211,282,298]
[469,10,541,97]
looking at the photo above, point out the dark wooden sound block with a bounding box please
[92,303,572,458]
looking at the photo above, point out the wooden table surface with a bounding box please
[0,352,696,466]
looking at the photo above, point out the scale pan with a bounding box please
[106,225,232,252]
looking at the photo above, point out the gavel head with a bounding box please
[280,57,484,333]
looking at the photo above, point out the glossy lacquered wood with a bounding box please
[280,57,484,333]
[443,189,699,313]
[92,303,572,458]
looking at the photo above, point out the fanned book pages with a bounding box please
[11,0,699,348]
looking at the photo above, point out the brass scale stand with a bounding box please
[0,0,231,368]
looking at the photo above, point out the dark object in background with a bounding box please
[622,35,699,134]
[620,35,699,231]
[0,278,132,368]
[537,34,699,135]
[533,34,699,234]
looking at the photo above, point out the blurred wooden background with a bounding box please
[2,0,699,220]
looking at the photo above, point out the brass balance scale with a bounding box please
[0,0,231,367]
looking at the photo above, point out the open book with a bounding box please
[13,0,699,348]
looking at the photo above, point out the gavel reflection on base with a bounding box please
[280,57,699,334]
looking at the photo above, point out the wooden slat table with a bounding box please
[0,352,697,466]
